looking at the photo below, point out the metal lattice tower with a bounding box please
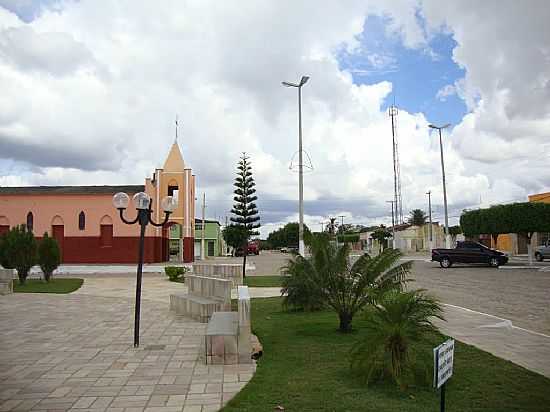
[389,104,404,224]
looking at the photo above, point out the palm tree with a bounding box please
[408,209,427,226]
[350,289,444,387]
[282,234,411,332]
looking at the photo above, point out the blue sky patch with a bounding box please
[337,15,467,126]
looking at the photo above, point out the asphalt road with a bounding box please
[235,251,550,335]
[411,259,550,335]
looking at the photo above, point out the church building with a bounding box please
[0,142,196,263]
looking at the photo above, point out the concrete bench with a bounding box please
[0,268,15,295]
[205,285,252,365]
[192,263,243,287]
[169,274,231,323]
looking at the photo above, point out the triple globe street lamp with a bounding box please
[112,191,178,347]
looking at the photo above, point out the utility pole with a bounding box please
[339,215,345,234]
[429,123,451,248]
[426,190,433,249]
[282,76,310,256]
[389,104,403,224]
[387,200,395,248]
[201,193,206,260]
[319,221,325,233]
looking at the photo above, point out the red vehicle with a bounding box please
[235,241,260,256]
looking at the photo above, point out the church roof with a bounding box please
[0,185,145,195]
[162,142,186,172]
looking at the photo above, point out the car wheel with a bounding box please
[440,257,452,268]
[489,257,499,268]
[535,253,543,262]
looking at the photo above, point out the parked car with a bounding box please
[535,241,550,262]
[235,241,260,256]
[431,241,509,268]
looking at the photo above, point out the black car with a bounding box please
[432,241,509,268]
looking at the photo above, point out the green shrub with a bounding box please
[283,235,411,332]
[281,265,325,311]
[164,266,188,282]
[1,225,37,285]
[38,233,61,282]
[350,289,444,388]
[0,232,14,269]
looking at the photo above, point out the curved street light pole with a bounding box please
[282,76,309,256]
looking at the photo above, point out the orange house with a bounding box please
[0,142,196,263]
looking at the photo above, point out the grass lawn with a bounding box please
[222,297,550,412]
[244,276,285,287]
[14,278,84,293]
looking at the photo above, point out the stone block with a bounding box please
[169,275,232,322]
[192,264,243,286]
[0,268,14,295]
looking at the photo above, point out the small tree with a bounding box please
[2,225,37,285]
[0,232,14,269]
[222,224,249,254]
[283,235,411,332]
[408,209,427,226]
[266,222,311,249]
[230,153,261,277]
[38,233,61,282]
[371,226,392,252]
[448,225,462,246]
[350,289,444,388]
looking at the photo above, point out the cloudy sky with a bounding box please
[0,0,549,238]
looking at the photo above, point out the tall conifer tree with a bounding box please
[230,153,260,277]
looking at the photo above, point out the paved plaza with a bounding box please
[2,254,550,411]
[0,277,255,412]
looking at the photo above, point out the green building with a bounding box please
[169,218,225,260]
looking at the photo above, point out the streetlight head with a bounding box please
[133,192,151,210]
[161,196,178,213]
[442,123,451,129]
[299,76,310,86]
[112,192,129,210]
[282,81,296,87]
[428,124,437,129]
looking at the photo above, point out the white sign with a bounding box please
[433,339,454,388]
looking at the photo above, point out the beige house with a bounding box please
[360,223,447,255]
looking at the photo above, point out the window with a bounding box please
[208,241,215,256]
[78,211,86,230]
[196,223,202,231]
[26,212,33,232]
[100,225,113,247]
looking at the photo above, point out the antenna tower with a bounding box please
[389,104,404,224]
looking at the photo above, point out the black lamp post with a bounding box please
[113,191,177,347]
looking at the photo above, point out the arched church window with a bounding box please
[78,211,86,230]
[26,212,33,232]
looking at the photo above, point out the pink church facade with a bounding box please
[0,143,196,264]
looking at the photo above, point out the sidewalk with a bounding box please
[437,304,550,378]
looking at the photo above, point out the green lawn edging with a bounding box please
[14,278,84,294]
[244,276,285,288]
[222,297,550,412]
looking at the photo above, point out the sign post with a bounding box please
[434,339,454,412]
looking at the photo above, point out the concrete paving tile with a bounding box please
[0,399,24,411]
[90,398,113,410]
[181,407,200,412]
[71,398,97,409]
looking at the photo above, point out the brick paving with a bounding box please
[0,285,255,412]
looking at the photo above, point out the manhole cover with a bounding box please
[144,344,166,351]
